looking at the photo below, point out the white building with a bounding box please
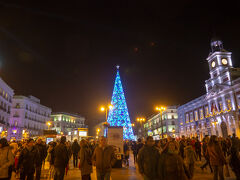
[0,78,14,138]
[51,112,86,135]
[9,95,52,139]
[144,106,179,139]
[178,38,240,139]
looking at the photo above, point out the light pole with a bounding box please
[155,106,166,139]
[100,104,113,137]
[137,117,146,138]
[100,105,113,122]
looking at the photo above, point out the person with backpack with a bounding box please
[0,138,14,180]
[79,139,93,180]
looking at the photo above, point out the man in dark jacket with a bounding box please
[17,138,40,180]
[137,136,159,180]
[54,136,69,180]
[71,139,80,168]
[92,136,116,180]
[35,138,47,180]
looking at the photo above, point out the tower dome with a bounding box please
[210,37,225,53]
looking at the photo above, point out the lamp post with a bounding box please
[155,106,166,139]
[46,121,51,130]
[137,117,146,138]
[100,104,113,137]
[100,105,113,122]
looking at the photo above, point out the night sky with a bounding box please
[0,1,240,131]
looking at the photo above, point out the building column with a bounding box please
[221,95,227,110]
[230,92,236,111]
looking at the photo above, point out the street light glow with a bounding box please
[100,107,105,111]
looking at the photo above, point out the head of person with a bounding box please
[27,138,35,148]
[137,138,142,143]
[168,141,176,154]
[60,136,66,144]
[74,139,78,143]
[99,136,107,147]
[0,138,9,148]
[209,135,218,145]
[80,139,86,147]
[36,137,42,144]
[146,136,154,147]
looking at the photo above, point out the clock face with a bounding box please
[211,61,216,68]
[222,58,228,65]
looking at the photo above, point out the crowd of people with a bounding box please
[0,136,116,180]
[0,134,239,180]
[134,134,240,180]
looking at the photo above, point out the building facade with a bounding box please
[51,112,86,136]
[143,106,179,139]
[9,95,52,139]
[178,39,240,139]
[0,78,14,138]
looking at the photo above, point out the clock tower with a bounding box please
[205,38,233,93]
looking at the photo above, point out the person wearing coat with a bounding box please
[137,136,159,180]
[0,138,15,180]
[207,135,226,180]
[184,143,197,179]
[54,136,69,180]
[158,141,188,180]
[17,138,40,180]
[79,139,93,180]
[72,139,80,168]
[92,136,116,180]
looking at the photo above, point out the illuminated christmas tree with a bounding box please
[107,66,135,140]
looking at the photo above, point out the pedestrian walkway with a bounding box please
[11,152,237,180]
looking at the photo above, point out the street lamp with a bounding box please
[131,123,135,127]
[96,128,101,138]
[155,106,166,139]
[100,104,113,137]
[100,105,113,122]
[46,121,51,130]
[137,117,146,138]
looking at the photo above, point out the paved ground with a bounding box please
[11,152,237,180]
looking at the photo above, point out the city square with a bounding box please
[0,1,240,180]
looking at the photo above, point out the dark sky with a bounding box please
[0,1,240,129]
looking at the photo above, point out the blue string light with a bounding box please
[107,68,134,140]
